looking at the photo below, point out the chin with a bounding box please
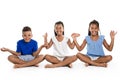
[91,34,97,36]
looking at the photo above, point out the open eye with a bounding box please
[28,34,31,36]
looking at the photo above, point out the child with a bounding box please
[43,21,77,68]
[1,26,45,68]
[72,20,116,67]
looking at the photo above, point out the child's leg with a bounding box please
[8,55,26,64]
[45,54,61,64]
[45,55,77,68]
[63,55,77,68]
[14,55,44,68]
[77,53,107,67]
[93,55,112,63]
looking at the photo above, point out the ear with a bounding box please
[22,34,24,38]
[31,34,33,37]
[98,27,100,31]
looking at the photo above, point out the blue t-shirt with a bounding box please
[16,39,38,55]
[85,35,105,57]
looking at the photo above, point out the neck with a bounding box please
[90,35,99,41]
[91,35,98,37]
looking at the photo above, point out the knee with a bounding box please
[36,55,45,62]
[107,55,112,61]
[76,53,82,58]
[45,54,50,60]
[72,55,77,61]
[8,55,15,61]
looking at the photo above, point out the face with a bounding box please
[55,24,64,36]
[22,31,33,42]
[89,24,99,36]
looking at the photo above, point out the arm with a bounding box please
[71,33,87,51]
[74,39,87,51]
[67,39,75,49]
[43,33,53,49]
[1,47,20,56]
[33,45,45,57]
[103,30,117,51]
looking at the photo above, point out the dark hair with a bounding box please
[88,20,99,36]
[54,21,64,36]
[22,26,31,32]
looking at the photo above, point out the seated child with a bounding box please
[43,21,77,68]
[71,20,116,67]
[1,26,45,68]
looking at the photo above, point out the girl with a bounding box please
[72,20,116,67]
[43,21,77,68]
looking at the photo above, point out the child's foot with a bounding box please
[14,64,22,68]
[85,63,107,67]
[34,64,39,67]
[45,64,55,68]
[99,63,107,67]
[85,63,90,67]
[67,63,72,68]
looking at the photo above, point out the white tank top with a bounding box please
[52,36,70,57]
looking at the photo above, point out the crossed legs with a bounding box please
[77,53,112,67]
[8,55,45,68]
[45,54,77,68]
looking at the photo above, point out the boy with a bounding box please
[1,26,45,68]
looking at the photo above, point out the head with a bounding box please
[88,20,100,36]
[54,21,64,36]
[22,26,33,42]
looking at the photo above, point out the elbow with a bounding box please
[71,46,75,49]
[108,48,113,51]
[46,46,49,49]
[109,49,113,51]
[78,48,81,51]
[78,47,83,51]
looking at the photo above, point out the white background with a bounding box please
[0,0,120,80]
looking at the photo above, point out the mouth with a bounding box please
[92,31,97,35]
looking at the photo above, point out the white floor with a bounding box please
[0,51,120,80]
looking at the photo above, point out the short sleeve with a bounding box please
[32,41,38,52]
[65,37,69,42]
[85,36,90,43]
[16,41,21,53]
[100,35,105,42]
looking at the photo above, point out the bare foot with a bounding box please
[45,64,55,68]
[99,63,107,67]
[85,63,107,67]
[14,64,22,68]
[67,64,72,68]
[34,64,39,67]
[85,63,90,67]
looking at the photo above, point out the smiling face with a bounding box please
[89,24,99,36]
[22,31,33,42]
[54,24,64,36]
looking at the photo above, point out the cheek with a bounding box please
[96,29,99,31]
[22,36,26,39]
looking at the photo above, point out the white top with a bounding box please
[52,36,71,57]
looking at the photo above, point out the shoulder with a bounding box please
[100,35,105,38]
[51,36,55,41]
[99,35,105,40]
[64,36,69,42]
[17,39,24,44]
[85,36,90,40]
[31,39,37,42]
[30,39,37,44]
[64,36,69,40]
